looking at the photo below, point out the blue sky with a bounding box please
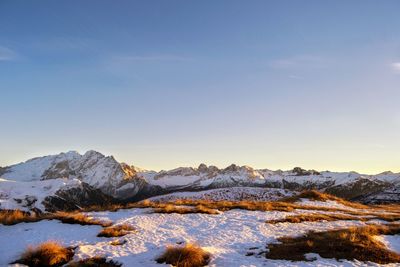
[1,1,400,173]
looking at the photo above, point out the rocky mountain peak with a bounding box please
[224,164,240,172]
[198,163,209,172]
[291,167,321,176]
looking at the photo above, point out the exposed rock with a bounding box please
[325,178,391,200]
[353,182,400,204]
[43,183,116,212]
[0,166,7,177]
[292,167,320,176]
[198,163,208,173]
[13,196,37,208]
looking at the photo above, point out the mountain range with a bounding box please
[1,150,399,212]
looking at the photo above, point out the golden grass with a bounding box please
[110,239,127,246]
[76,191,399,218]
[152,203,219,215]
[13,241,74,267]
[156,243,210,267]
[66,256,122,267]
[83,204,124,213]
[136,199,297,213]
[97,224,135,237]
[0,209,42,225]
[0,209,113,227]
[194,204,220,214]
[373,204,400,213]
[282,190,368,209]
[266,223,400,263]
[143,199,367,214]
[53,212,112,227]
[266,213,365,224]
[373,213,400,222]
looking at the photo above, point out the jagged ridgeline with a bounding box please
[0,150,399,212]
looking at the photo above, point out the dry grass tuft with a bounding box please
[372,213,400,222]
[139,199,297,213]
[266,223,400,263]
[266,213,365,224]
[285,190,335,202]
[83,204,124,213]
[66,256,122,267]
[153,204,194,214]
[110,239,127,246]
[194,204,220,215]
[0,209,41,225]
[282,190,368,209]
[53,212,111,227]
[13,241,74,267]
[97,224,135,237]
[156,243,210,267]
[152,203,219,215]
[0,209,113,226]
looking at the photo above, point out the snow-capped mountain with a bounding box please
[1,150,400,211]
[0,150,148,199]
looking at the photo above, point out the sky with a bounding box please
[1,1,400,174]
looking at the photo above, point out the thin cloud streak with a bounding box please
[391,62,400,74]
[113,54,192,62]
[269,55,328,70]
[0,46,17,61]
[31,37,95,51]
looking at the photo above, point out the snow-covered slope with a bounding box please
[0,177,115,212]
[2,200,398,267]
[0,177,81,211]
[147,187,294,202]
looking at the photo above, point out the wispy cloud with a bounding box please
[113,54,191,62]
[0,46,17,61]
[269,55,327,70]
[31,37,95,51]
[391,62,400,74]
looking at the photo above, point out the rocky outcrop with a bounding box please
[292,167,320,176]
[42,183,116,212]
[0,166,7,177]
[325,178,391,200]
[354,182,400,204]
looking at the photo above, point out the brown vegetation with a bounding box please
[110,239,127,246]
[0,209,42,225]
[66,256,122,267]
[0,209,112,227]
[83,204,124,213]
[135,199,297,213]
[69,191,400,218]
[53,212,112,227]
[152,203,219,215]
[281,190,368,209]
[266,223,400,263]
[13,241,74,267]
[156,243,210,267]
[266,213,365,224]
[97,224,135,237]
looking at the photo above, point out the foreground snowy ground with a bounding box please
[1,202,400,267]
